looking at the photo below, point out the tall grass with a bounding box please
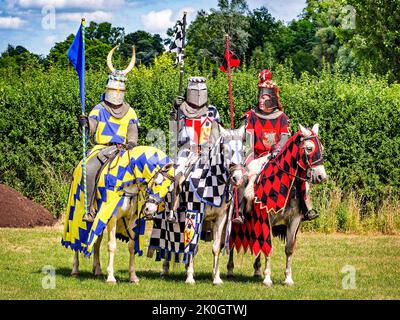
[302,183,400,234]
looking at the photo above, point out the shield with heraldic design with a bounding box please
[184,212,197,249]
[262,131,276,150]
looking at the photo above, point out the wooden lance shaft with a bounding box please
[224,34,240,221]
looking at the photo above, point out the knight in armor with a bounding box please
[78,45,139,222]
[237,69,318,223]
[169,76,221,221]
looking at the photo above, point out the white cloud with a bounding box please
[57,11,113,23]
[0,16,26,29]
[140,9,174,34]
[15,0,124,10]
[44,34,58,44]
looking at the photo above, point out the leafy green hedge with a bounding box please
[1,54,399,218]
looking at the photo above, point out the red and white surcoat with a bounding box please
[243,109,290,160]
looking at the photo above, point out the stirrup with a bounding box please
[83,211,96,223]
[303,209,319,221]
[232,216,244,224]
[166,211,177,223]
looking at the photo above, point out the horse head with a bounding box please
[218,125,246,188]
[141,163,175,218]
[298,123,328,184]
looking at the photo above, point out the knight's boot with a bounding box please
[167,189,181,223]
[302,183,319,221]
[167,210,177,223]
[232,185,245,224]
[83,206,96,223]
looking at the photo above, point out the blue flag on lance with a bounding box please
[67,19,86,111]
[67,19,89,216]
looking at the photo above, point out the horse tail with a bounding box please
[271,225,287,242]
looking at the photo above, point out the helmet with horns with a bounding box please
[104,45,136,106]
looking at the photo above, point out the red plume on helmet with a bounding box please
[257,69,282,111]
[259,69,272,84]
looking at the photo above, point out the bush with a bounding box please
[0,54,399,233]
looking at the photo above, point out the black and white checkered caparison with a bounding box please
[169,20,184,67]
[148,137,230,263]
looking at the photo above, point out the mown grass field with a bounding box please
[0,224,399,300]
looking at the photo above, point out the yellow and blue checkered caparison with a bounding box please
[89,103,139,145]
[62,146,173,257]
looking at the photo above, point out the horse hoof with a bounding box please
[213,279,223,285]
[130,278,140,284]
[263,280,273,287]
[71,272,79,277]
[106,278,117,284]
[284,280,294,286]
[226,273,235,279]
[253,272,262,278]
[185,278,196,285]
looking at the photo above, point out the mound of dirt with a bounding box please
[0,184,57,228]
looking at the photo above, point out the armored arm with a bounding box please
[126,122,139,150]
[78,115,98,137]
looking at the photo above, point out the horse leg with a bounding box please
[284,217,301,286]
[227,250,235,278]
[263,254,273,287]
[161,260,170,277]
[128,238,139,284]
[253,255,262,277]
[92,233,104,277]
[106,216,117,284]
[71,251,79,276]
[185,255,195,284]
[212,211,227,285]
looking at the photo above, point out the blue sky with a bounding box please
[0,0,306,56]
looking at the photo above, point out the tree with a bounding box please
[186,0,250,67]
[85,21,124,45]
[345,0,400,81]
[121,31,164,66]
[0,45,41,71]
[246,7,280,64]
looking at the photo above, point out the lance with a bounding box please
[224,33,241,223]
[169,12,187,221]
[81,18,88,218]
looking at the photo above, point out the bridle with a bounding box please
[141,164,175,216]
[274,134,324,182]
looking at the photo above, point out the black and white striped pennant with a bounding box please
[169,20,184,67]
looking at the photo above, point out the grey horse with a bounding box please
[227,124,328,286]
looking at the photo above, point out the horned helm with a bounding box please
[104,45,136,106]
[186,76,208,108]
[257,69,282,112]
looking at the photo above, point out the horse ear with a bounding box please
[299,124,312,137]
[312,123,319,136]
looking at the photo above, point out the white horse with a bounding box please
[145,127,246,285]
[66,146,174,284]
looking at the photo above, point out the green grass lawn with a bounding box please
[0,225,399,300]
